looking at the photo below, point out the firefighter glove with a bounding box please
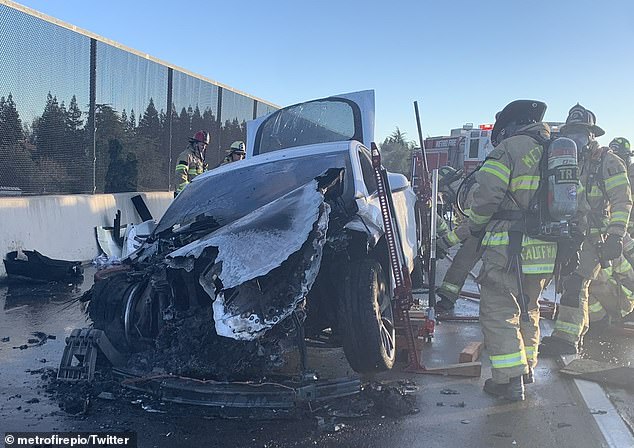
[601,234,623,261]
[557,240,580,277]
[470,227,485,239]
[437,235,454,253]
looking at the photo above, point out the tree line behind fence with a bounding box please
[0,92,247,195]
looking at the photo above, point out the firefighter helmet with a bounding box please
[192,130,210,145]
[491,100,547,146]
[609,137,632,159]
[229,141,246,155]
[438,166,463,187]
[560,104,604,137]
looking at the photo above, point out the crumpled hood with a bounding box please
[155,147,353,236]
[166,177,333,341]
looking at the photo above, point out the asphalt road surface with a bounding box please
[0,266,632,448]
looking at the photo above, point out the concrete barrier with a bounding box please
[0,192,173,278]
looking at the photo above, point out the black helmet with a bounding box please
[491,100,547,146]
[560,104,604,137]
[609,137,632,159]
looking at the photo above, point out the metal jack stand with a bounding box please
[58,328,125,381]
[372,142,481,378]
[293,311,318,382]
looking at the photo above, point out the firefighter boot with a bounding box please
[484,375,525,401]
[585,316,610,339]
[539,336,578,356]
[523,367,534,385]
[435,295,455,313]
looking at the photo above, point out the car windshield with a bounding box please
[255,99,358,154]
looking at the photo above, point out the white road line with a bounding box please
[560,355,634,448]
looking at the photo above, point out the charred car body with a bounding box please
[86,91,420,379]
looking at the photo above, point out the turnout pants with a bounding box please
[438,235,481,302]
[551,236,602,344]
[589,279,634,322]
[588,238,634,322]
[479,260,549,383]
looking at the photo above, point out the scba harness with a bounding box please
[493,132,579,243]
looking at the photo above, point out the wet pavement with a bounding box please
[0,265,632,447]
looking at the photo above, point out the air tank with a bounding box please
[547,137,578,221]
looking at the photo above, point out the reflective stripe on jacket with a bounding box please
[578,146,632,237]
[468,122,556,274]
[175,144,206,194]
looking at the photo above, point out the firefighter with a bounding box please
[469,100,552,401]
[609,137,634,237]
[436,167,481,312]
[174,130,210,196]
[540,106,632,355]
[222,141,246,165]
[587,256,634,333]
[588,138,634,330]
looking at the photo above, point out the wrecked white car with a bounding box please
[87,91,420,379]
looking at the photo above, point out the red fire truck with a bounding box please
[423,123,494,175]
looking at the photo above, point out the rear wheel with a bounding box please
[340,259,396,373]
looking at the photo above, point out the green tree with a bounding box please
[0,93,23,147]
[135,98,165,190]
[191,105,205,134]
[129,108,136,129]
[380,127,414,178]
[104,138,138,193]
[138,98,160,135]
[0,93,37,192]
[94,104,126,192]
[34,93,69,160]
[64,95,90,192]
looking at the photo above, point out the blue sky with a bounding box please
[13,0,634,145]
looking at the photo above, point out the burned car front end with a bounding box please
[86,91,419,380]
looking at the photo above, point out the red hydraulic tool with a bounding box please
[372,142,481,377]
[371,142,427,373]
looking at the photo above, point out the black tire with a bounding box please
[87,274,139,353]
[340,259,396,373]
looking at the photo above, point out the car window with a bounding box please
[358,148,377,194]
[255,99,358,154]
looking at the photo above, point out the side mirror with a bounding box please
[387,172,409,192]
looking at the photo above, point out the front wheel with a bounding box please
[340,259,396,373]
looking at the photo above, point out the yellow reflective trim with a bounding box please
[613,259,632,274]
[510,175,539,192]
[589,301,604,313]
[555,320,581,335]
[486,160,511,176]
[469,210,492,225]
[525,346,536,360]
[447,231,460,245]
[610,211,629,225]
[440,282,461,294]
[589,186,603,197]
[522,264,555,274]
[480,165,510,184]
[605,172,629,191]
[175,164,188,172]
[490,351,527,369]
[482,231,509,246]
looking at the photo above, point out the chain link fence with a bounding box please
[0,2,277,195]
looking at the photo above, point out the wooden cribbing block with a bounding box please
[421,361,481,377]
[459,341,483,364]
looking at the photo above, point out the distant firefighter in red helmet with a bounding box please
[174,130,210,196]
